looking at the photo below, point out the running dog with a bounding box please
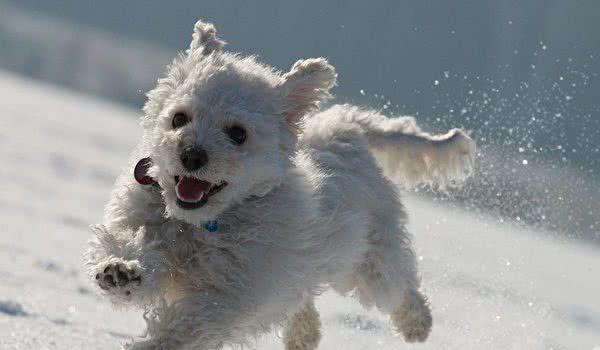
[84,20,475,350]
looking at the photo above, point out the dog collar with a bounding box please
[203,220,219,233]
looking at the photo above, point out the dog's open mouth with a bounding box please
[174,176,228,209]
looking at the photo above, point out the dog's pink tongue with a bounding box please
[176,177,211,202]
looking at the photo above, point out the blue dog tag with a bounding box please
[203,220,219,233]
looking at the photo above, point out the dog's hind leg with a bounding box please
[352,211,432,343]
[390,288,432,343]
[282,296,322,350]
[301,104,438,343]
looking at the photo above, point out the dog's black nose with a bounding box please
[180,147,208,171]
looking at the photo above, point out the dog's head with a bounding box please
[136,20,336,226]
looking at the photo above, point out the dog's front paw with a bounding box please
[96,261,142,296]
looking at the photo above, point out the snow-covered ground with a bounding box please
[1,71,599,349]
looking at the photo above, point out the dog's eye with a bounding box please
[225,126,247,145]
[172,112,189,129]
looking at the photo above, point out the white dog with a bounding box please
[84,20,475,350]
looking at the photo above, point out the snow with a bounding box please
[0,301,27,317]
[1,71,599,349]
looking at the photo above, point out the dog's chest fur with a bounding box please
[144,161,331,296]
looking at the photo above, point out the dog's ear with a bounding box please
[278,58,336,126]
[188,20,226,56]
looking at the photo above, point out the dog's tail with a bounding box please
[328,104,476,189]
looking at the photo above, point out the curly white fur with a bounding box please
[83,20,475,350]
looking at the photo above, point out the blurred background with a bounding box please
[1,0,598,241]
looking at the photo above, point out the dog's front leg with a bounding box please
[126,291,249,350]
[83,160,173,305]
[83,224,168,306]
